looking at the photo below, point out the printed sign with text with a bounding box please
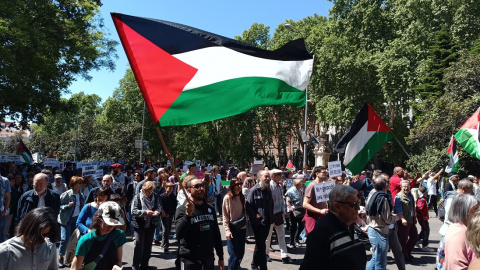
[314,181,336,203]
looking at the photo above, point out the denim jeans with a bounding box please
[366,227,389,270]
[226,227,246,270]
[59,215,78,256]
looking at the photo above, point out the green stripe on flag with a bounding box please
[160,77,305,126]
[455,128,480,159]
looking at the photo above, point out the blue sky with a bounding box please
[67,0,333,102]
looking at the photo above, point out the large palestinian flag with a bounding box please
[455,107,480,160]
[445,135,459,173]
[16,140,33,165]
[334,103,394,175]
[111,13,313,126]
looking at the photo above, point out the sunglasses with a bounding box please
[192,183,205,189]
[336,200,361,208]
[234,182,243,186]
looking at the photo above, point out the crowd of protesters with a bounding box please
[1,160,480,270]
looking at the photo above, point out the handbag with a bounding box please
[81,231,115,270]
[230,215,246,229]
[292,208,305,219]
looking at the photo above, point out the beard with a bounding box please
[259,180,270,190]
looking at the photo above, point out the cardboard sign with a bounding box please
[44,158,59,168]
[314,181,335,203]
[77,162,94,169]
[82,165,98,177]
[250,160,263,175]
[328,161,343,177]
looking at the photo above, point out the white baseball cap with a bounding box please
[99,201,125,226]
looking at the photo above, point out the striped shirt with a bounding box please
[270,180,284,214]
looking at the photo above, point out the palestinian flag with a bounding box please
[112,13,313,126]
[286,160,295,171]
[455,107,480,159]
[445,135,459,173]
[16,140,33,165]
[334,103,393,175]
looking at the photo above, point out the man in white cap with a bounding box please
[265,169,294,264]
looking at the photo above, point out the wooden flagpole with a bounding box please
[155,126,192,204]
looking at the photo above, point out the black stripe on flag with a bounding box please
[112,13,313,61]
[334,103,369,154]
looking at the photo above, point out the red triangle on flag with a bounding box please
[367,104,393,133]
[112,16,198,124]
[286,160,294,170]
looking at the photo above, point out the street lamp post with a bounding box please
[284,23,309,168]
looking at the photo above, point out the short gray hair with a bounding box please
[400,180,410,186]
[449,194,479,225]
[328,185,358,213]
[373,175,386,191]
[458,179,473,190]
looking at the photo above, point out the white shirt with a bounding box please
[427,177,437,196]
[36,191,46,207]
[73,193,81,217]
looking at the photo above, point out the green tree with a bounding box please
[0,0,117,125]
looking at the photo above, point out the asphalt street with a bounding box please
[117,211,442,270]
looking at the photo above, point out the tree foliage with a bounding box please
[0,0,117,125]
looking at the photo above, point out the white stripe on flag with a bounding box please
[344,122,375,165]
[174,46,313,92]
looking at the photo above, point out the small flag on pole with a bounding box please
[445,135,459,173]
[16,140,33,165]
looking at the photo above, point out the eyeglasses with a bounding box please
[235,182,243,186]
[192,183,205,189]
[336,200,361,208]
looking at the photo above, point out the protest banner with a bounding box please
[314,181,335,203]
[250,160,263,175]
[44,158,59,168]
[328,161,343,177]
[77,162,94,169]
[81,164,98,177]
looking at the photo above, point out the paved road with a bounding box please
[118,212,442,270]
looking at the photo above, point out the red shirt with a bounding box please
[390,174,402,204]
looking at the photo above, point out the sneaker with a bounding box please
[421,246,435,252]
[288,243,296,249]
[416,240,422,249]
[282,256,294,264]
[266,255,272,262]
[58,257,65,268]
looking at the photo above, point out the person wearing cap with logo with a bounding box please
[175,177,224,270]
[71,201,127,270]
[52,173,67,195]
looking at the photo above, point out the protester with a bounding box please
[426,168,443,217]
[439,179,474,236]
[205,173,216,208]
[109,194,127,233]
[302,166,329,235]
[77,187,111,235]
[440,194,479,269]
[57,176,85,268]
[285,178,305,249]
[0,174,11,243]
[135,169,156,194]
[394,180,419,262]
[175,177,224,270]
[242,177,255,239]
[131,181,162,270]
[110,163,127,194]
[160,182,176,254]
[300,185,367,270]
[466,211,480,268]
[86,174,117,204]
[415,185,434,252]
[71,201,126,270]
[7,174,21,237]
[245,170,273,270]
[17,173,60,222]
[0,207,60,270]
[52,174,67,195]
[366,175,398,270]
[222,178,246,270]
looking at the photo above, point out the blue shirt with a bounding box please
[0,177,11,211]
